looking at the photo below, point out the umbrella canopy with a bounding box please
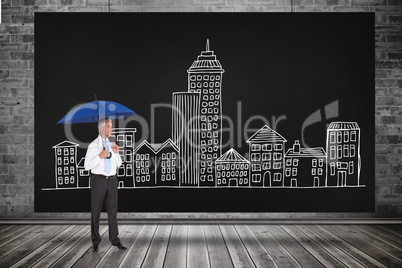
[57,100,136,124]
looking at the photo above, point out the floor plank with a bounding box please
[31,225,92,268]
[73,225,128,267]
[119,224,157,268]
[235,225,277,268]
[187,225,210,268]
[164,225,188,268]
[96,225,143,268]
[265,225,325,268]
[0,223,401,268]
[308,225,387,268]
[249,225,301,268]
[142,225,172,268]
[204,225,233,268]
[324,225,402,268]
[0,225,70,267]
[297,225,364,268]
[10,225,83,268]
[51,224,109,268]
[220,225,256,268]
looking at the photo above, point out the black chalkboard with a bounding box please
[35,12,375,212]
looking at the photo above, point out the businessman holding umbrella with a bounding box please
[58,100,135,252]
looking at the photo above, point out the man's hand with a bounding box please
[99,149,108,159]
[111,143,119,154]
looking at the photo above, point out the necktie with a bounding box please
[104,139,111,174]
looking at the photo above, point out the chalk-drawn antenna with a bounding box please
[206,39,210,51]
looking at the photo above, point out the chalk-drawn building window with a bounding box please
[330,132,336,143]
[64,177,69,184]
[285,168,291,176]
[64,157,68,165]
[344,132,349,142]
[349,162,354,174]
[350,131,356,141]
[274,144,282,151]
[70,176,74,184]
[126,136,133,147]
[252,164,261,171]
[293,159,299,166]
[337,132,342,143]
[273,153,281,161]
[318,168,323,175]
[343,145,349,157]
[330,146,336,159]
[64,148,69,155]
[252,144,261,151]
[64,167,69,175]
[292,168,297,176]
[251,153,260,161]
[70,148,74,155]
[312,168,316,175]
[58,167,62,175]
[312,159,317,167]
[274,173,282,181]
[252,174,261,183]
[319,159,323,167]
[286,159,292,166]
[273,162,282,169]
[330,163,335,175]
[70,156,74,163]
[337,145,342,158]
[58,177,63,185]
[350,145,356,157]
[57,149,61,155]
[58,157,62,165]
[70,166,74,174]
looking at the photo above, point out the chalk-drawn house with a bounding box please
[53,140,79,189]
[187,40,224,187]
[215,148,250,187]
[172,92,200,187]
[246,125,287,187]
[326,122,361,187]
[284,140,327,188]
[133,139,179,188]
[110,128,136,188]
[77,157,90,188]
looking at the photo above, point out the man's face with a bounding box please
[100,120,112,137]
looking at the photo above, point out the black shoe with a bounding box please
[92,244,98,252]
[114,242,127,250]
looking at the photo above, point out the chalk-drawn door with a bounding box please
[263,171,271,187]
[314,177,319,187]
[338,171,347,187]
[291,178,297,187]
[229,179,238,187]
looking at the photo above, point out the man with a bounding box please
[84,118,127,252]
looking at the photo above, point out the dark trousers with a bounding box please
[91,174,120,245]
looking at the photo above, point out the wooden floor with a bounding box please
[0,224,401,267]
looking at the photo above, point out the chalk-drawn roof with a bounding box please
[216,148,250,163]
[285,147,326,158]
[77,157,85,167]
[328,122,359,130]
[134,138,179,154]
[188,39,224,72]
[246,125,287,143]
[52,140,79,148]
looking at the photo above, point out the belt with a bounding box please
[92,173,116,179]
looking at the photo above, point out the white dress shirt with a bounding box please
[84,135,122,176]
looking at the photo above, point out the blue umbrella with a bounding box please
[57,100,136,124]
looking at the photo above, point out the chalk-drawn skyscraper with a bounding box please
[172,92,200,186]
[188,40,224,186]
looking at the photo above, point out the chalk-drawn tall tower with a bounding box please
[188,40,224,186]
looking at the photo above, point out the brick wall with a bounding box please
[0,0,401,218]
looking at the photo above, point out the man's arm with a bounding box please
[111,143,123,167]
[84,145,102,171]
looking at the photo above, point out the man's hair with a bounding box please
[98,118,111,130]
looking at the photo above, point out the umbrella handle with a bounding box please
[103,146,112,159]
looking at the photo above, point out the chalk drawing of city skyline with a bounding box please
[44,40,363,190]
